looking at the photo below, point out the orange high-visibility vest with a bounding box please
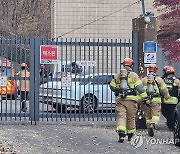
[18,70,30,92]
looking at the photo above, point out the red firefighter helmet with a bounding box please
[122,58,133,67]
[163,66,174,74]
[148,64,157,73]
[21,63,27,68]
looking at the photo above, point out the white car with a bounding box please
[39,73,116,113]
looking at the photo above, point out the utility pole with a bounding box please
[132,1,157,78]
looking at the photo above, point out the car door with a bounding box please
[89,75,116,109]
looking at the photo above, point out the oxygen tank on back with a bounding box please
[119,69,128,98]
[147,74,155,95]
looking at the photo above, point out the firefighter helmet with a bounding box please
[163,66,174,74]
[148,64,157,73]
[122,58,133,67]
[21,63,27,68]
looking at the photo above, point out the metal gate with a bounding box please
[0,36,138,122]
[0,37,31,121]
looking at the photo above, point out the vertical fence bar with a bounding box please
[124,39,127,59]
[5,38,8,120]
[55,38,58,122]
[97,39,100,121]
[92,39,95,121]
[70,38,72,121]
[41,39,45,121]
[115,39,118,122]
[0,39,3,121]
[34,37,40,122]
[115,39,118,73]
[29,38,35,122]
[128,39,131,58]
[10,37,13,120]
[83,38,86,121]
[88,38,90,121]
[19,37,22,120]
[19,36,25,120]
[79,38,82,121]
[101,39,104,120]
[65,38,68,121]
[110,39,113,121]
[132,31,139,74]
[15,37,18,121]
[60,38,63,121]
[120,39,122,70]
[74,38,77,121]
[106,39,108,120]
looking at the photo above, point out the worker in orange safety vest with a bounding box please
[17,63,30,112]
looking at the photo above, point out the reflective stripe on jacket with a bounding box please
[142,75,170,103]
[109,70,147,102]
[163,77,180,104]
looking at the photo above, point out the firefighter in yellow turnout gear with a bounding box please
[109,58,148,143]
[161,66,180,130]
[142,64,170,137]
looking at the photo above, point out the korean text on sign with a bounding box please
[40,45,58,64]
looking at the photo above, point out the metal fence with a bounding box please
[0,37,137,122]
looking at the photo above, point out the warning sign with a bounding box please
[78,61,96,67]
[0,76,7,86]
[61,76,72,87]
[144,53,156,64]
[40,45,58,64]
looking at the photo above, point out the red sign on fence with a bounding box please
[40,45,58,64]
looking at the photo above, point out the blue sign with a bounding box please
[143,41,157,53]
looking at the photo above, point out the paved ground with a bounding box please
[0,117,179,154]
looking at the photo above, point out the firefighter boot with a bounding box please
[118,131,126,143]
[127,133,134,141]
[148,123,155,137]
[21,101,27,112]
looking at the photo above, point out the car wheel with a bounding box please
[80,94,97,113]
[53,103,66,113]
[174,115,180,147]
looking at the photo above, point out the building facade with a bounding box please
[51,0,180,77]
[51,0,158,39]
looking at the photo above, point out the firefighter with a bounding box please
[17,63,30,112]
[141,64,170,137]
[109,58,148,143]
[161,66,180,130]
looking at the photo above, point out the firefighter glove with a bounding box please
[142,97,151,107]
[114,89,120,96]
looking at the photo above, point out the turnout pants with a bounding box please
[142,101,161,128]
[116,99,137,134]
[161,103,176,129]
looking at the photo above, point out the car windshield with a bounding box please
[0,67,12,77]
